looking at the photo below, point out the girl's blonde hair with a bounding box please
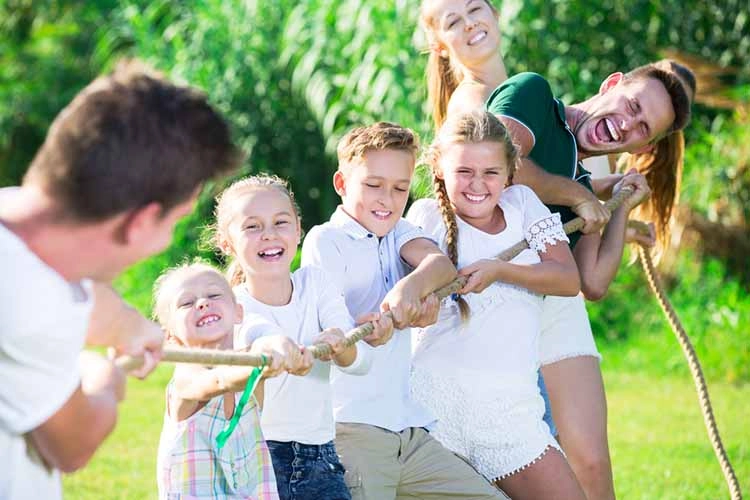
[152,261,228,332]
[212,174,301,287]
[424,110,518,319]
[420,0,499,129]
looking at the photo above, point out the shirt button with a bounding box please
[367,233,374,238]
[385,277,389,283]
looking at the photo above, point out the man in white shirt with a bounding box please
[0,60,241,499]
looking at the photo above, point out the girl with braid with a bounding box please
[406,111,586,500]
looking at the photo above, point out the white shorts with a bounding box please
[539,294,601,365]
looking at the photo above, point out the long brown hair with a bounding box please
[621,59,695,255]
[424,110,517,319]
[420,0,498,129]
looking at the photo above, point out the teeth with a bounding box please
[197,315,220,327]
[465,193,487,202]
[258,248,283,257]
[373,210,391,218]
[605,118,620,141]
[469,31,487,45]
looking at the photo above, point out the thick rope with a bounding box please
[635,236,742,500]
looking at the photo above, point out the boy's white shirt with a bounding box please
[234,266,372,444]
[0,189,94,500]
[301,206,437,432]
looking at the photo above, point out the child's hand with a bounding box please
[313,328,358,367]
[251,335,312,377]
[357,312,394,347]
[458,260,501,294]
[247,336,287,378]
[615,168,651,211]
[381,282,423,329]
[410,294,441,328]
[312,328,348,362]
[626,220,656,247]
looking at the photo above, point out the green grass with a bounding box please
[63,359,748,499]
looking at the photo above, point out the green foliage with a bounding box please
[589,248,750,383]
[0,0,117,185]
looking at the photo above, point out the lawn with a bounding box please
[63,354,748,499]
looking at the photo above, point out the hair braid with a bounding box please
[432,174,470,320]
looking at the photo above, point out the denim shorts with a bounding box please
[538,370,558,437]
[267,440,351,500]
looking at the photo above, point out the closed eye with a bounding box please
[178,301,194,308]
[208,293,222,299]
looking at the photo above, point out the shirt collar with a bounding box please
[329,206,377,239]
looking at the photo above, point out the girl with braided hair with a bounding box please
[406,110,585,500]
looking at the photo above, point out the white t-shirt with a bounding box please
[0,208,93,499]
[301,207,436,432]
[234,266,372,444]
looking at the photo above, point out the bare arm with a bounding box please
[574,172,652,301]
[399,238,457,298]
[459,240,580,296]
[383,238,457,328]
[29,352,125,473]
[573,208,628,301]
[86,283,163,377]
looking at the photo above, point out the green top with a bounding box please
[486,72,592,247]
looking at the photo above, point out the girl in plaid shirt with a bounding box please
[153,262,305,499]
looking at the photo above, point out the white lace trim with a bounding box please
[493,444,558,481]
[524,213,568,253]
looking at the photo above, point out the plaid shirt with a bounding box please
[157,383,278,499]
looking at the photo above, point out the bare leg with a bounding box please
[495,447,586,500]
[542,356,615,500]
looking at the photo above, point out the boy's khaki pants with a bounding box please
[335,423,510,500]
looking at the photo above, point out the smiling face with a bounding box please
[165,269,242,349]
[422,0,500,69]
[437,140,509,226]
[575,74,676,155]
[222,187,301,278]
[335,149,415,237]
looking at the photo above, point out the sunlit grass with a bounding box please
[63,358,748,499]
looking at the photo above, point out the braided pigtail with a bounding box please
[432,170,470,320]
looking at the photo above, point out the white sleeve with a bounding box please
[301,226,348,295]
[314,269,372,376]
[519,186,569,253]
[405,198,434,231]
[236,312,286,349]
[0,285,90,434]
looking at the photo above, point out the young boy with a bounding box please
[301,122,509,499]
[0,60,241,499]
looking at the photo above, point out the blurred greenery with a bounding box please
[1,0,748,384]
